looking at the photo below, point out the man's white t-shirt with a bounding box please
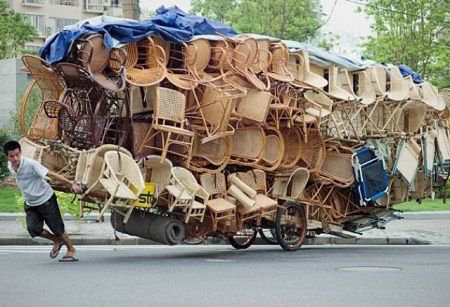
[8,157,54,206]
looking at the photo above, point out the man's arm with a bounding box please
[47,171,82,194]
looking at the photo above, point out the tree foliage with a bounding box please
[361,0,449,88]
[0,0,38,59]
[191,0,323,42]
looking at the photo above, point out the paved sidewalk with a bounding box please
[0,212,449,246]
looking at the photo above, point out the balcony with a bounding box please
[52,0,79,6]
[22,0,44,7]
[85,0,103,13]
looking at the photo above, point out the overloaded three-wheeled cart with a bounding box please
[17,8,450,252]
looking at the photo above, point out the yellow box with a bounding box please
[134,182,156,208]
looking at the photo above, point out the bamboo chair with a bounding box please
[303,90,333,122]
[327,66,356,101]
[138,87,195,165]
[188,85,235,143]
[142,155,173,200]
[235,89,272,123]
[385,65,409,102]
[199,173,237,232]
[423,129,438,176]
[314,144,355,188]
[166,39,210,90]
[297,125,326,173]
[204,39,249,99]
[436,123,450,161]
[79,145,133,200]
[231,36,267,90]
[353,70,376,105]
[288,50,328,89]
[20,55,65,140]
[367,66,387,99]
[122,37,167,87]
[227,172,278,227]
[267,42,294,82]
[394,100,426,133]
[271,167,310,201]
[189,135,232,173]
[404,75,423,102]
[420,81,446,111]
[18,137,49,163]
[255,126,285,171]
[279,126,303,169]
[166,167,207,223]
[128,85,156,115]
[229,126,266,167]
[392,139,422,186]
[76,33,126,92]
[97,151,145,223]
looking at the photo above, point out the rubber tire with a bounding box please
[258,228,278,244]
[228,229,257,249]
[275,202,307,251]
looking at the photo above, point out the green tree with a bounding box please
[191,0,323,42]
[361,0,450,88]
[0,0,38,59]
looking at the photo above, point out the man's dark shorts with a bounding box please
[24,194,65,237]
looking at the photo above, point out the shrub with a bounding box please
[0,129,12,181]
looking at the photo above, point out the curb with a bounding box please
[0,236,430,246]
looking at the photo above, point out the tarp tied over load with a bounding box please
[39,6,238,64]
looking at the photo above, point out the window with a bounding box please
[23,14,45,36]
[47,18,78,34]
[110,0,121,8]
[85,0,103,12]
[51,0,79,6]
[22,0,44,5]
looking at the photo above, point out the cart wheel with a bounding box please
[258,228,278,244]
[275,202,307,251]
[228,227,257,249]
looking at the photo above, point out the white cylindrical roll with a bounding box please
[229,175,257,198]
[227,185,256,209]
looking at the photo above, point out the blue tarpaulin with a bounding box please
[39,6,237,64]
[398,64,424,84]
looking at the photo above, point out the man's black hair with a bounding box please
[3,140,21,155]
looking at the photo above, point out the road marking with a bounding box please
[205,259,236,262]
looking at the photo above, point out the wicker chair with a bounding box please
[393,139,421,186]
[288,50,328,89]
[20,55,64,140]
[367,66,387,98]
[231,36,267,90]
[76,33,126,92]
[420,81,446,111]
[271,167,310,201]
[122,37,167,87]
[279,127,303,169]
[189,135,232,173]
[188,85,235,143]
[142,155,173,200]
[255,127,285,171]
[230,126,266,167]
[166,167,207,223]
[327,66,356,101]
[267,42,294,82]
[235,89,272,123]
[98,151,145,223]
[297,126,326,173]
[385,65,409,102]
[199,173,237,232]
[138,87,195,165]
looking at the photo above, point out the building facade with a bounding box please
[7,0,126,52]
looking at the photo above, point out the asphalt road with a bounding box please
[1,245,449,307]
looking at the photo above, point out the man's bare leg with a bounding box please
[58,232,76,258]
[40,229,64,256]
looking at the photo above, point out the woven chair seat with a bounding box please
[165,185,193,200]
[99,178,137,200]
[207,198,236,213]
[155,124,195,136]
